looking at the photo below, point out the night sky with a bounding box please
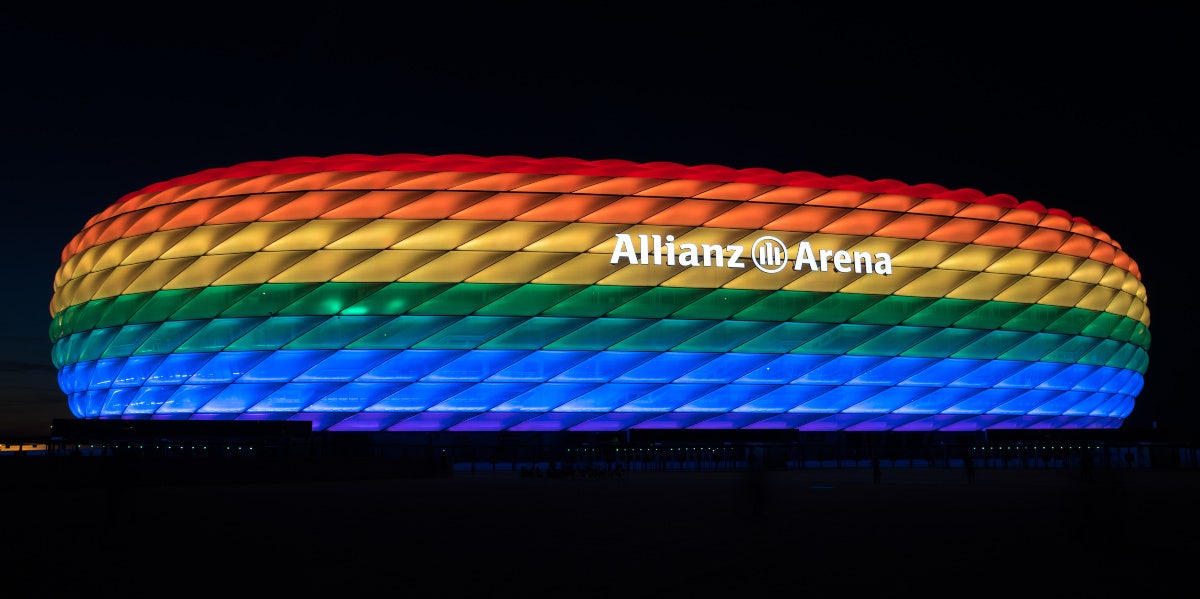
[2,6,1192,439]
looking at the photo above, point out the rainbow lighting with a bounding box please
[49,154,1150,432]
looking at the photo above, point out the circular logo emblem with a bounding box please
[751,236,789,273]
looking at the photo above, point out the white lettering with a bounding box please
[819,249,835,270]
[833,250,851,272]
[611,233,639,264]
[612,234,891,275]
[794,241,818,271]
[873,252,893,275]
[727,244,745,268]
[853,251,873,273]
[679,244,700,266]
[701,244,724,267]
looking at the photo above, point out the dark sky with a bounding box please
[1,6,1192,438]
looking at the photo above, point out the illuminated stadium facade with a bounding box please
[49,154,1150,434]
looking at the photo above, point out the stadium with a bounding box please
[48,153,1149,440]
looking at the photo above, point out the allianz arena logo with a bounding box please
[610,233,894,275]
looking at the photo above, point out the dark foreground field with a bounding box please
[3,456,1196,597]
